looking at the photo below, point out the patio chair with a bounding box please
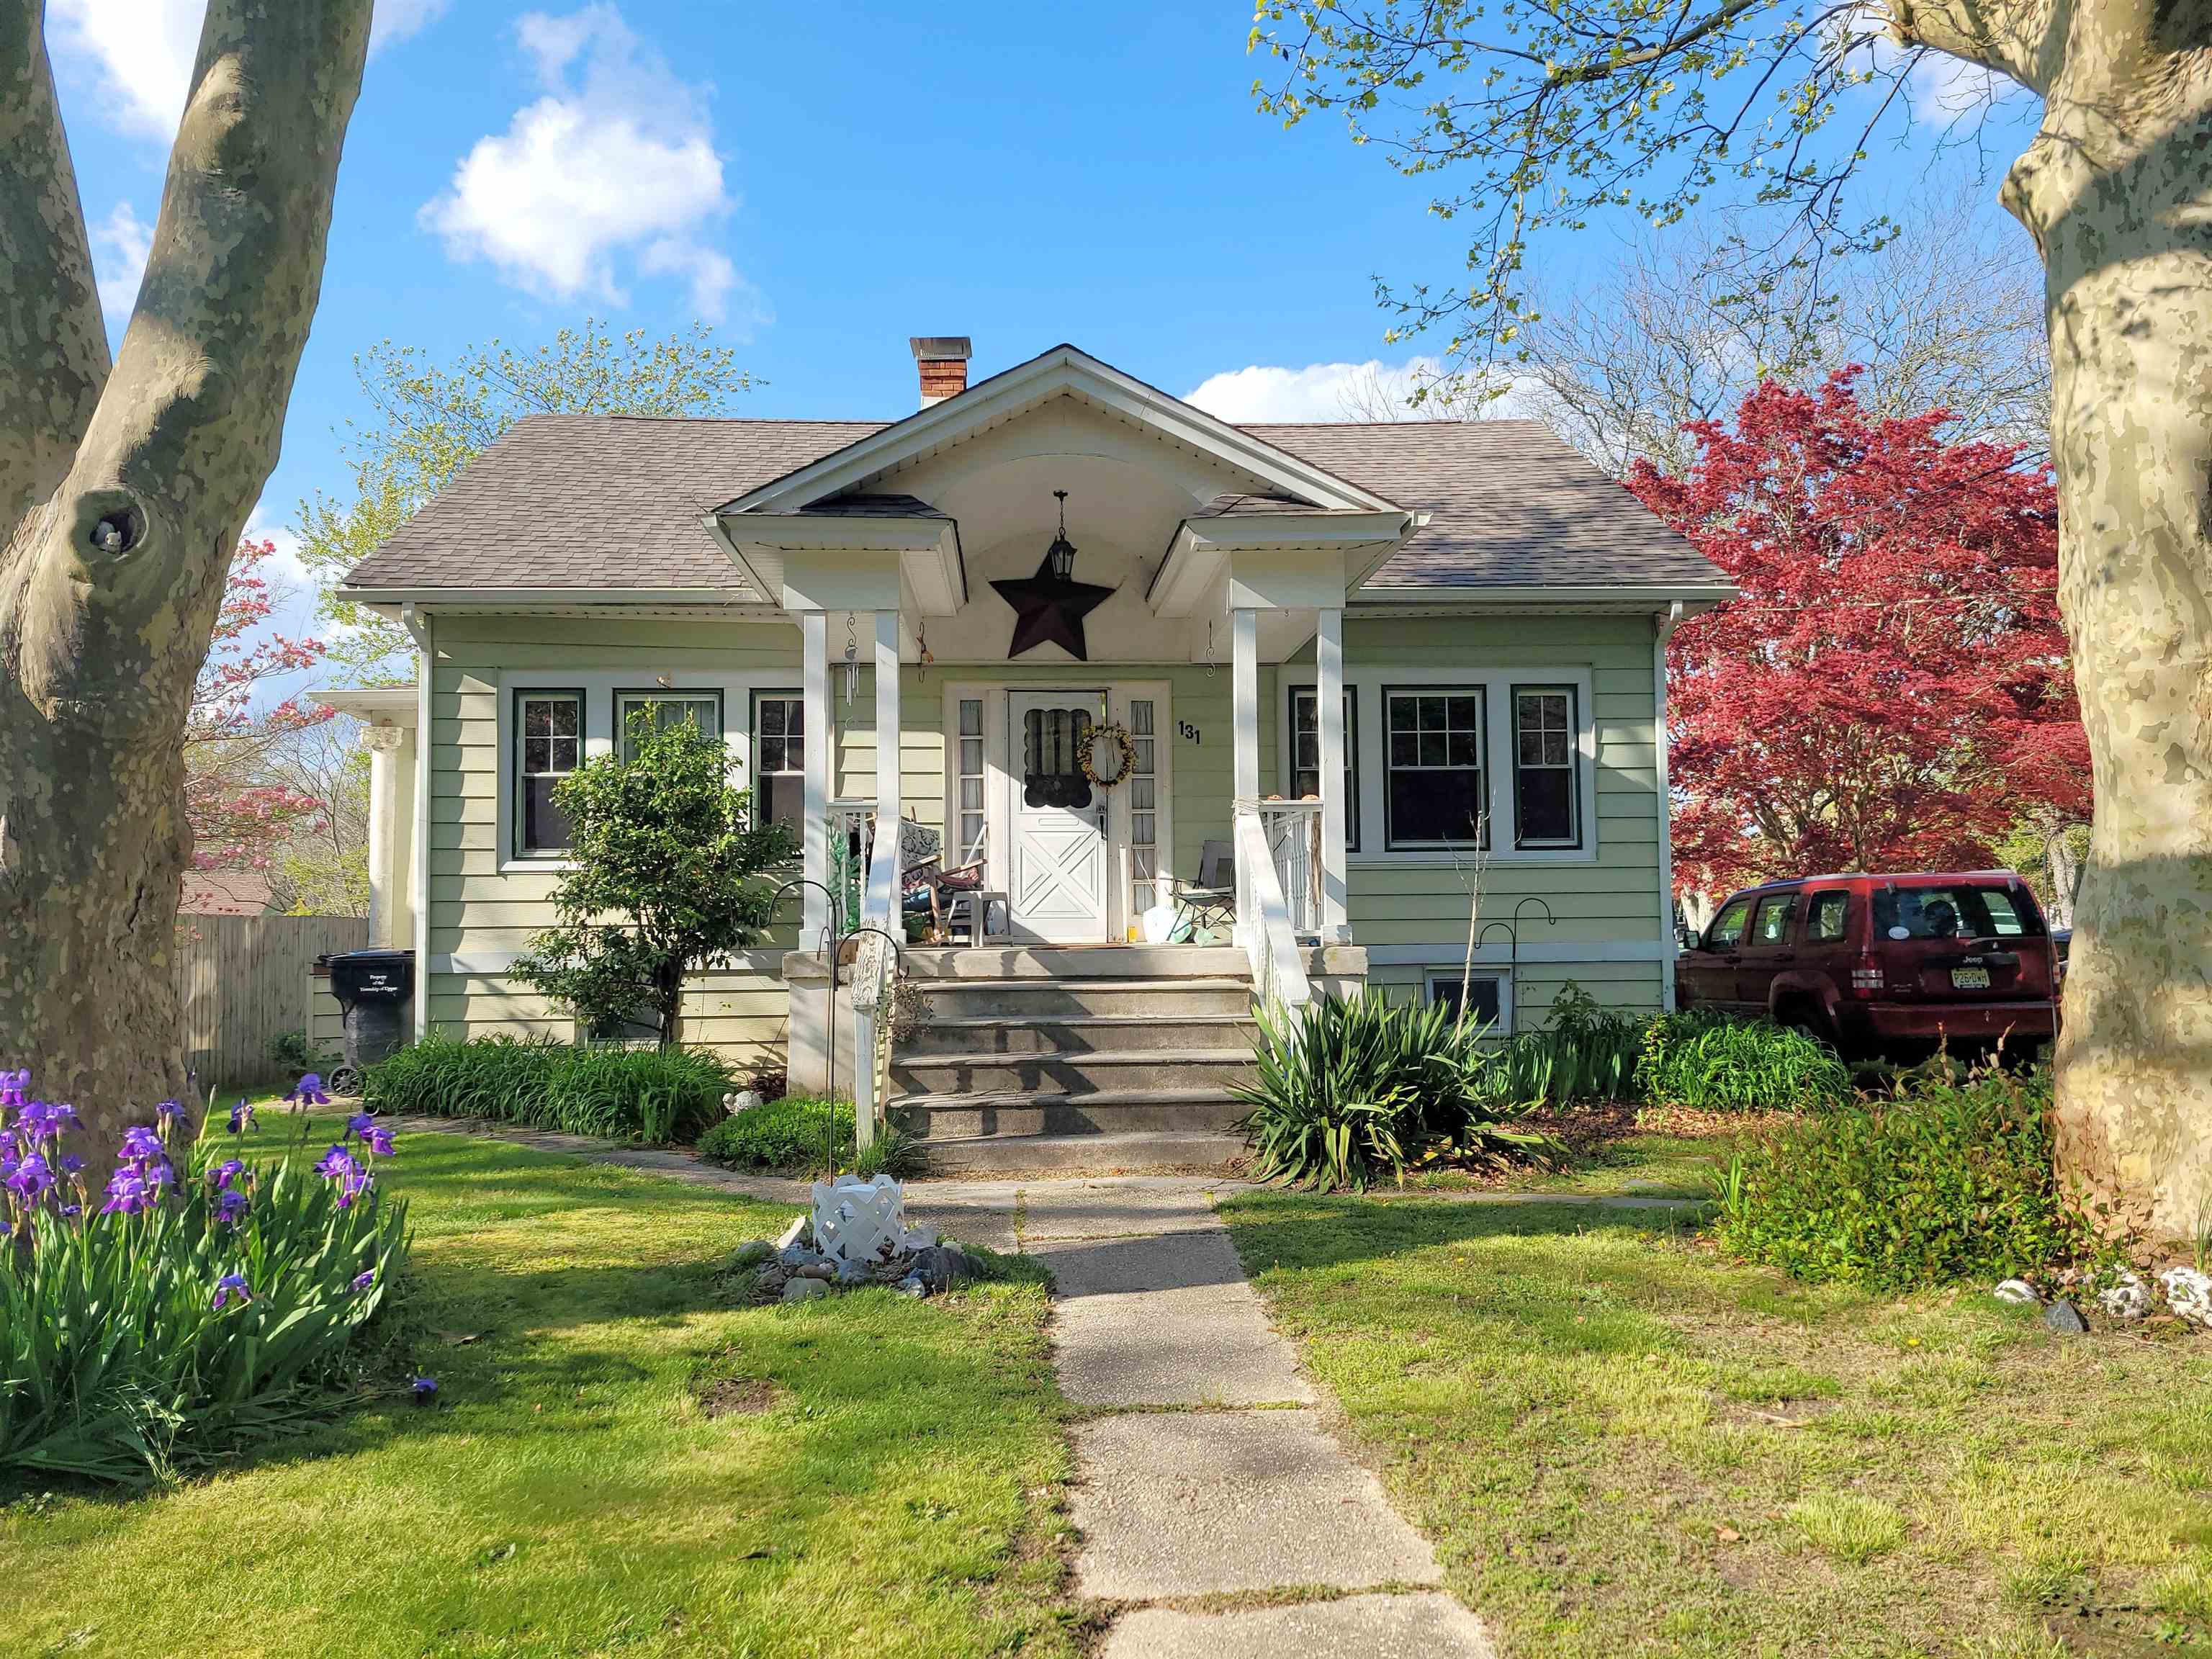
[1171,839,1236,941]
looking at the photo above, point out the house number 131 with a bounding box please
[1177,721,1202,743]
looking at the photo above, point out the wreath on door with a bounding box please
[1082,722,1137,788]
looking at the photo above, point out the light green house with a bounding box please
[336,341,1729,1164]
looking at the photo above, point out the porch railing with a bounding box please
[828,799,873,932]
[1259,799,1323,941]
[1233,804,1312,1017]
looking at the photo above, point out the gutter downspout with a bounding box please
[401,603,433,1044]
[1654,601,1685,1012]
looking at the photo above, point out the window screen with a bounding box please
[515,690,583,857]
[1385,689,1486,848]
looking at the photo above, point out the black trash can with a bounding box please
[325,948,415,1093]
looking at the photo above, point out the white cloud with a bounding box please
[1185,356,1542,423]
[90,201,154,324]
[421,4,747,323]
[49,0,447,140]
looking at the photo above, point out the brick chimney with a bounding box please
[910,336,971,407]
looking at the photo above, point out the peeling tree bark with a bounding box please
[1894,0,2212,1239]
[0,0,371,1145]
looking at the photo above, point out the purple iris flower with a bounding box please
[289,1074,331,1108]
[216,1188,251,1228]
[209,1158,247,1190]
[0,1217,11,1239]
[314,1143,372,1208]
[351,1268,376,1291]
[120,1125,164,1164]
[0,1069,28,1110]
[58,1203,80,1218]
[0,1128,17,1159]
[99,1167,152,1215]
[59,1154,83,1176]
[346,1112,376,1139]
[228,1099,257,1134]
[6,1153,55,1202]
[361,1125,397,1159]
[19,1101,78,1144]
[409,1376,438,1400]
[155,1099,183,1120]
[211,1272,252,1311]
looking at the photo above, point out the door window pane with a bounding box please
[1021,707,1094,810]
[956,697,986,866]
[1128,698,1159,909]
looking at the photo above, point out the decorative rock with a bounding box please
[2159,1267,2212,1328]
[835,1256,871,1285]
[911,1244,981,1294]
[2043,1299,2090,1335]
[726,1089,765,1114]
[1992,1278,2041,1306]
[792,1262,835,1282]
[775,1216,809,1251]
[781,1277,830,1303]
[896,1275,928,1299]
[780,1244,825,1269]
[902,1226,939,1252]
[729,1240,774,1270]
[2098,1274,2152,1321]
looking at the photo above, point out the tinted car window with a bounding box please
[1874,885,2045,940]
[1707,897,1753,948]
[1807,891,1850,943]
[1751,894,1797,945]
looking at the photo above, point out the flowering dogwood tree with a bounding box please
[1630,375,2087,898]
[186,539,332,874]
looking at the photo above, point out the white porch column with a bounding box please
[873,610,901,835]
[1316,606,1349,943]
[361,724,408,948]
[801,610,830,947]
[1231,606,1259,938]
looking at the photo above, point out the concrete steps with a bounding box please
[889,947,1259,1170]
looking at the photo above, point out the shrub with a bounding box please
[1711,1065,2101,1287]
[1480,982,1646,1107]
[698,1097,852,1172]
[264,1028,334,1079]
[1238,991,1552,1190]
[364,1033,732,1143]
[1,1079,410,1485]
[1637,1007,1853,1110]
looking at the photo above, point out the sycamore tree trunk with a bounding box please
[0,1,370,1146]
[1949,0,2212,1240]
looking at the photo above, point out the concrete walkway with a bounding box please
[908,1174,1497,1658]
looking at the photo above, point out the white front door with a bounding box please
[1007,688,1109,942]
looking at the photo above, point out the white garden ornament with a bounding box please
[809,1175,936,1265]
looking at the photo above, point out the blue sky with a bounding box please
[49,1,2040,657]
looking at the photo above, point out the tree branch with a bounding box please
[17,0,373,722]
[0,0,111,528]
[1883,0,2054,91]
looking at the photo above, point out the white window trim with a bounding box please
[1280,664,1598,866]
[1425,966,1514,1032]
[496,669,793,875]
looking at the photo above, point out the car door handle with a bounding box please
[1722,952,1743,964]
[1773,951,1795,962]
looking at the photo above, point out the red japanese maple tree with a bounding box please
[1629,374,2088,900]
[186,539,333,871]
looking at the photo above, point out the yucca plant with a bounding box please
[1237,992,1552,1190]
[1,1076,410,1485]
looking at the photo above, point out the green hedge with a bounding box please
[1636,1007,1853,1110]
[1712,1066,2100,1287]
[364,1034,732,1143]
[696,1097,919,1177]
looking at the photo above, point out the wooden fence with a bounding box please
[176,914,368,1089]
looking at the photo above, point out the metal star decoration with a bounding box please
[992,553,1115,660]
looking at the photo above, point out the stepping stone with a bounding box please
[1069,1411,1442,1599]
[1100,1593,1496,1658]
[1038,1231,1313,1406]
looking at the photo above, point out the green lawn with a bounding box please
[1222,1191,2212,1658]
[1,1120,1079,1658]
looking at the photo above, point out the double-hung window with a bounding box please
[613,689,723,761]
[1511,685,1580,848]
[514,689,584,858]
[1385,688,1486,849]
[1289,686,1359,850]
[752,691,805,835]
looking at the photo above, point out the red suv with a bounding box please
[1677,871,2059,1058]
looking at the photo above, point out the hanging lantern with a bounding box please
[1045,489,1077,583]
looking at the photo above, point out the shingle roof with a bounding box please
[341,409,1719,597]
[1190,490,1318,518]
[1244,420,1719,589]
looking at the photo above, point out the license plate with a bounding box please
[1951,967,1991,990]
